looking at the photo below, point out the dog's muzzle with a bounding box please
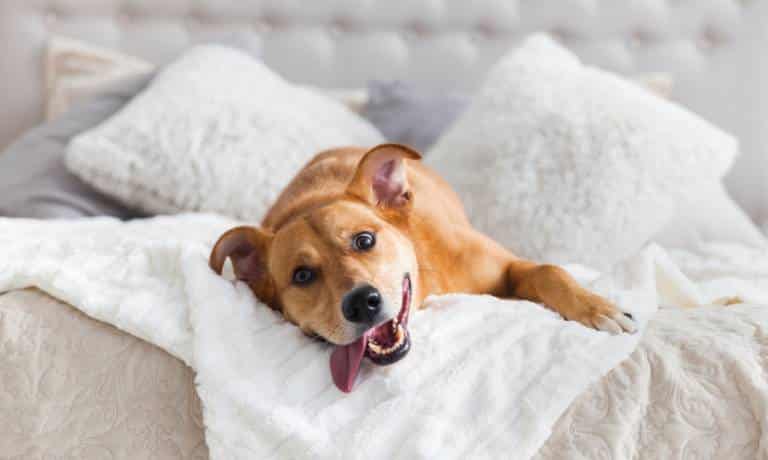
[329,274,413,392]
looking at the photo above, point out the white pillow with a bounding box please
[66,45,383,221]
[427,35,738,269]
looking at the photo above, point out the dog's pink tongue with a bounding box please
[330,334,367,393]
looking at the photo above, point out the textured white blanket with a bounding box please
[0,214,751,459]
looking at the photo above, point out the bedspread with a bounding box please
[537,242,768,460]
[0,288,207,459]
[538,302,768,460]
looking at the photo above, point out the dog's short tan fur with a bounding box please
[210,144,635,348]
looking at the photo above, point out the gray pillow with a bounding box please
[0,75,151,219]
[363,80,469,152]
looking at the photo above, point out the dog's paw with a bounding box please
[570,294,637,335]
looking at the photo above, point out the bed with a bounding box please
[3,242,767,459]
[1,1,768,458]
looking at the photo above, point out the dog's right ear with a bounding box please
[346,143,422,210]
[210,226,276,306]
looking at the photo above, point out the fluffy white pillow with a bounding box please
[66,46,383,221]
[427,35,738,269]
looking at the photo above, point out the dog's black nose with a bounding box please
[342,284,382,323]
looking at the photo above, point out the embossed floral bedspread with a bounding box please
[537,242,768,460]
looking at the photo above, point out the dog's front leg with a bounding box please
[506,260,636,334]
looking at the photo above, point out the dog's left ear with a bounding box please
[209,226,277,307]
[346,143,422,209]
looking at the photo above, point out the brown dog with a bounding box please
[210,144,635,392]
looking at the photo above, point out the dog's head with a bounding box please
[210,144,421,392]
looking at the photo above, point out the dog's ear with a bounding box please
[210,226,276,306]
[346,143,422,209]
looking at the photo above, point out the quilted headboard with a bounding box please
[1,0,767,221]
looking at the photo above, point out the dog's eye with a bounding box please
[352,231,376,251]
[292,266,316,285]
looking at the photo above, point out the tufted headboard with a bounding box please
[1,0,767,222]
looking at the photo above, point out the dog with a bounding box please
[210,144,636,392]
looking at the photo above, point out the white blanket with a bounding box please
[0,214,754,459]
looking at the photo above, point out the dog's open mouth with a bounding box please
[330,274,412,392]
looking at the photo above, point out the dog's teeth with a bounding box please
[367,324,407,356]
